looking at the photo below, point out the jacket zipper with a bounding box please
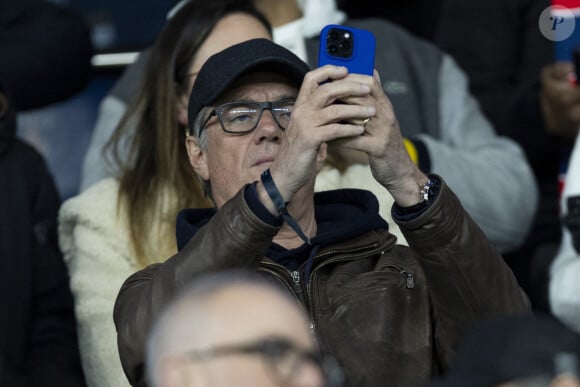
[291,270,317,335]
[259,263,308,307]
[291,270,303,295]
[377,264,415,289]
[260,263,317,336]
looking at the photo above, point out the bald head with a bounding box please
[146,270,325,387]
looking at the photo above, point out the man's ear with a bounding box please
[186,136,209,180]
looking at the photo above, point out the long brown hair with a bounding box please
[106,0,271,267]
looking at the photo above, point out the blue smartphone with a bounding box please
[317,24,376,76]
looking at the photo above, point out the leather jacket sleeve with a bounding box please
[396,175,531,368]
[113,187,280,386]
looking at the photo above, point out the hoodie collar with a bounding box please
[176,188,388,252]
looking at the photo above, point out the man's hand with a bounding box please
[265,65,428,210]
[541,62,580,140]
[267,65,374,202]
[329,70,429,207]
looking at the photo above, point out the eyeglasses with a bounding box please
[201,99,295,134]
[181,336,344,387]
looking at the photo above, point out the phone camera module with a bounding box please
[326,28,354,59]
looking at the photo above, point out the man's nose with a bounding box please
[254,109,282,142]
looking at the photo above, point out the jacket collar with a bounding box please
[176,188,388,252]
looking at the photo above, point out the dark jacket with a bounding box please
[114,176,529,387]
[0,107,86,385]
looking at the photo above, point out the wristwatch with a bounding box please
[419,178,436,203]
[392,176,439,218]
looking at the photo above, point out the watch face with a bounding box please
[420,181,430,203]
[565,195,580,253]
[420,178,438,203]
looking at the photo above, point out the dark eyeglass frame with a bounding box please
[200,99,295,135]
[181,336,343,387]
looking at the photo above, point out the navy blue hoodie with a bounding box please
[176,187,389,276]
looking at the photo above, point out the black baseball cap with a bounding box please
[187,38,310,136]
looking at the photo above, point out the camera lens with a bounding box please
[326,27,355,58]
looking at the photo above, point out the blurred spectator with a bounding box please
[0,82,86,386]
[550,130,580,335]
[0,1,92,385]
[146,269,341,387]
[423,313,580,387]
[541,63,580,142]
[433,0,559,310]
[0,0,93,110]
[2,0,95,201]
[337,0,443,41]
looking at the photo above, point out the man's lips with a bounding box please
[253,157,275,166]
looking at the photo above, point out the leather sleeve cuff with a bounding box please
[392,175,441,221]
[244,182,283,227]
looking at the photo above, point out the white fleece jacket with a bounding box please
[59,179,145,387]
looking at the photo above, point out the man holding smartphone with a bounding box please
[114,39,530,387]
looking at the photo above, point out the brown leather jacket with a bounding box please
[114,176,530,387]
